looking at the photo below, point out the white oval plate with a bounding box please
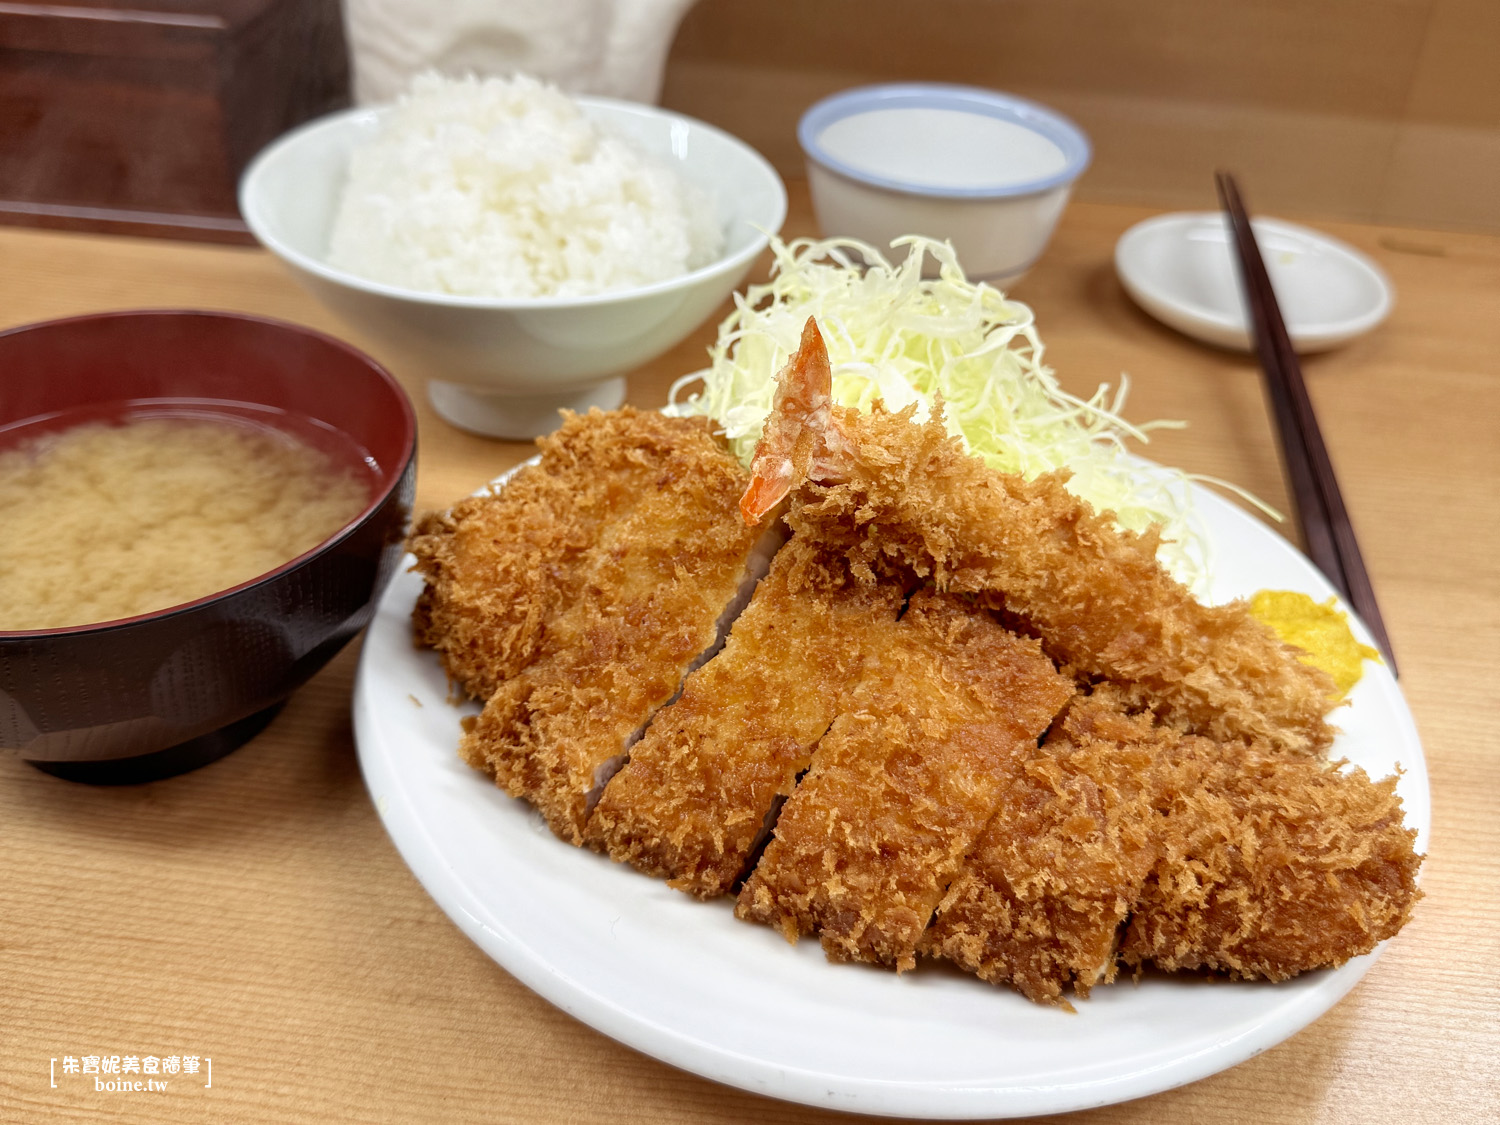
[1115,212,1394,352]
[353,481,1428,1119]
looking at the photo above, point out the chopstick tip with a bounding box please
[1215,171,1243,212]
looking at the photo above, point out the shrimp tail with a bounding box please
[739,317,852,526]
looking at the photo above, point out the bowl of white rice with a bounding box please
[240,75,787,438]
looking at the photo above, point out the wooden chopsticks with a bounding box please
[1214,171,1398,674]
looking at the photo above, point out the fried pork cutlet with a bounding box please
[409,408,716,702]
[458,413,775,845]
[586,536,905,897]
[923,692,1175,1007]
[740,317,1337,758]
[1121,737,1423,980]
[737,591,1073,971]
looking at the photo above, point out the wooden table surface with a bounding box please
[3,186,1497,1124]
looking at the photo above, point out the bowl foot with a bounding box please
[25,701,286,786]
[428,378,628,439]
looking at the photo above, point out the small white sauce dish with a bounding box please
[241,99,786,439]
[1115,212,1394,352]
[798,84,1091,284]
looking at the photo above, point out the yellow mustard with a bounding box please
[1249,590,1381,699]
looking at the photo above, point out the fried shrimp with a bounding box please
[740,317,1337,757]
[739,316,853,526]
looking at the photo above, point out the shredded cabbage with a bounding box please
[668,235,1251,593]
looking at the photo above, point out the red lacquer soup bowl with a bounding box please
[0,311,416,783]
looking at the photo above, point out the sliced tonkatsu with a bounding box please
[412,329,1423,1006]
[736,591,1074,971]
[1121,735,1423,980]
[409,407,729,702]
[587,535,906,895]
[928,688,1424,1002]
[456,410,776,844]
[923,691,1173,1006]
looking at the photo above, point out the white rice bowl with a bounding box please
[327,73,725,299]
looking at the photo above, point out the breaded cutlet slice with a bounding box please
[1120,736,1423,980]
[409,408,722,701]
[458,417,774,845]
[736,591,1073,971]
[923,692,1174,1006]
[586,536,905,897]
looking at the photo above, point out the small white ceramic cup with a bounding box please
[799,84,1090,285]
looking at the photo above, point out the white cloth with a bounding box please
[343,0,699,105]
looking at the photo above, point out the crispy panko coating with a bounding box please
[412,324,1422,1006]
[787,407,1337,756]
[741,318,1338,757]
[737,591,1073,971]
[457,412,770,844]
[409,408,726,701]
[586,536,905,897]
[924,692,1173,1007]
[1120,737,1423,980]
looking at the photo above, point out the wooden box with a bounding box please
[0,0,348,243]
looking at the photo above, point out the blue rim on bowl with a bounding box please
[797,83,1092,200]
